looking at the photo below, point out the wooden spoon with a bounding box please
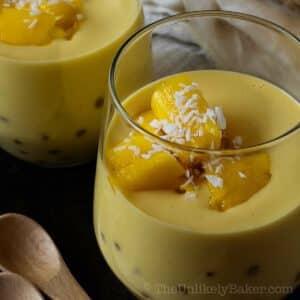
[0,213,90,300]
[0,271,44,300]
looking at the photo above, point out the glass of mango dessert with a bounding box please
[0,0,143,166]
[94,12,300,300]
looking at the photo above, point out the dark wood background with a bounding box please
[0,148,299,299]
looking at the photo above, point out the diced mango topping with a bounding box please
[107,135,185,191]
[106,74,271,211]
[0,0,83,45]
[204,154,271,211]
[136,110,158,134]
[151,75,223,150]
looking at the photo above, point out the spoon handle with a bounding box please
[42,259,90,300]
[0,272,45,300]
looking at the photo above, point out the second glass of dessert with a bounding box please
[0,0,144,166]
[94,12,300,300]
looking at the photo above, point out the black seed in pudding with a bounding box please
[140,291,151,299]
[192,162,204,173]
[113,241,121,251]
[0,115,8,123]
[295,272,300,283]
[95,97,104,108]
[41,134,50,142]
[48,149,62,155]
[13,139,23,145]
[175,188,185,194]
[206,271,216,278]
[221,135,232,148]
[177,284,189,295]
[133,267,141,276]
[100,232,106,243]
[247,265,260,277]
[76,129,87,138]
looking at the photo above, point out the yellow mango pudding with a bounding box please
[94,70,300,300]
[0,0,143,166]
[94,12,300,300]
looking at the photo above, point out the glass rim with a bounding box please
[109,10,300,155]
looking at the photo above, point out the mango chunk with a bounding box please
[0,0,83,45]
[107,135,153,171]
[41,0,82,38]
[117,151,185,190]
[205,153,271,211]
[151,74,223,150]
[136,110,158,134]
[152,75,207,119]
[107,134,185,190]
[0,8,54,45]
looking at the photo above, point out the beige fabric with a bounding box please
[143,0,183,23]
[143,0,300,96]
[144,0,300,36]
[183,0,300,95]
[184,0,300,37]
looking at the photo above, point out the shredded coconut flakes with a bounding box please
[137,116,144,124]
[127,145,140,156]
[28,18,38,29]
[114,145,126,152]
[233,136,243,148]
[184,191,197,200]
[181,175,194,188]
[215,164,224,174]
[205,175,224,188]
[141,143,165,160]
[215,106,227,130]
[238,171,247,179]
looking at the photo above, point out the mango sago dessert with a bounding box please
[107,74,271,211]
[94,70,300,300]
[0,0,143,166]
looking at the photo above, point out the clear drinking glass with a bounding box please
[0,0,143,167]
[94,11,300,300]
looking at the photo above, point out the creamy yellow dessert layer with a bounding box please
[0,0,143,166]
